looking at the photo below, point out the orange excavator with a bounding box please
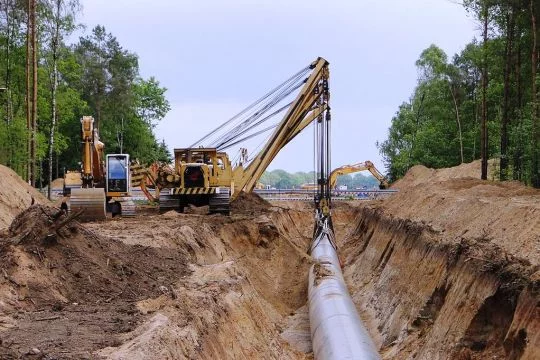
[63,116,134,221]
[328,161,389,189]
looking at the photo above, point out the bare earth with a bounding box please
[0,160,538,359]
[0,165,48,230]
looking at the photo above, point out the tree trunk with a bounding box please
[449,83,464,163]
[500,8,515,181]
[31,0,37,187]
[470,76,478,161]
[3,2,12,125]
[513,29,523,180]
[48,0,61,200]
[532,0,539,187]
[481,2,489,180]
[26,0,31,182]
[3,2,13,167]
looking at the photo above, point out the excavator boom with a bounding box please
[329,161,389,189]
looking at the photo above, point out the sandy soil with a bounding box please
[0,161,538,359]
[50,178,64,190]
[0,195,319,359]
[343,161,539,359]
[0,165,48,230]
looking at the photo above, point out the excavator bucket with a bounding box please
[70,188,106,221]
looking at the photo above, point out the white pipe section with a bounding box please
[308,219,380,360]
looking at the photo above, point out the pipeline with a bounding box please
[308,215,380,360]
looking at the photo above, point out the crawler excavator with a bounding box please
[329,161,389,189]
[62,116,135,221]
[132,57,331,215]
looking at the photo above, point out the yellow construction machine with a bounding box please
[63,116,135,221]
[133,57,331,215]
[329,161,389,189]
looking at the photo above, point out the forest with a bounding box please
[0,0,171,193]
[378,0,539,187]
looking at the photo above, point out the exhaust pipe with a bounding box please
[308,217,380,360]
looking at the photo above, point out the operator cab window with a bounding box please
[108,157,127,179]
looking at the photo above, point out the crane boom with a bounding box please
[237,57,330,196]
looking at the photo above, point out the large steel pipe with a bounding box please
[308,220,380,360]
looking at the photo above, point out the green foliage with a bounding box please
[260,169,379,189]
[379,1,540,187]
[0,3,171,183]
[334,173,379,189]
[133,77,171,128]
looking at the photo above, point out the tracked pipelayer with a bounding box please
[133,57,333,215]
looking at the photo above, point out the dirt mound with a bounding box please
[0,205,189,357]
[0,165,48,230]
[385,168,539,265]
[231,191,271,214]
[341,159,539,358]
[50,177,64,189]
[392,159,500,189]
[434,158,499,180]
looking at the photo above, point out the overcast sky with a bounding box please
[77,0,477,173]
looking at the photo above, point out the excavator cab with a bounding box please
[106,154,130,196]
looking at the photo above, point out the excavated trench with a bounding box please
[341,205,538,359]
[0,186,538,359]
[96,199,538,359]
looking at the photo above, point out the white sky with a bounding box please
[77,0,477,172]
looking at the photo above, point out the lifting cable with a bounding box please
[190,65,311,148]
[216,101,293,150]
[210,75,307,149]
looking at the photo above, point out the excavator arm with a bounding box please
[236,57,330,197]
[80,116,105,187]
[329,161,389,189]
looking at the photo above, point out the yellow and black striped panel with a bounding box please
[172,187,216,195]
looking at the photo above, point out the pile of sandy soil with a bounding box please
[392,159,499,190]
[50,178,64,189]
[384,161,539,265]
[0,195,318,359]
[231,191,271,215]
[0,165,48,229]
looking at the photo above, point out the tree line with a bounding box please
[378,0,539,187]
[0,0,171,196]
[260,169,379,189]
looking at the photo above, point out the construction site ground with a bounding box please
[0,161,538,359]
